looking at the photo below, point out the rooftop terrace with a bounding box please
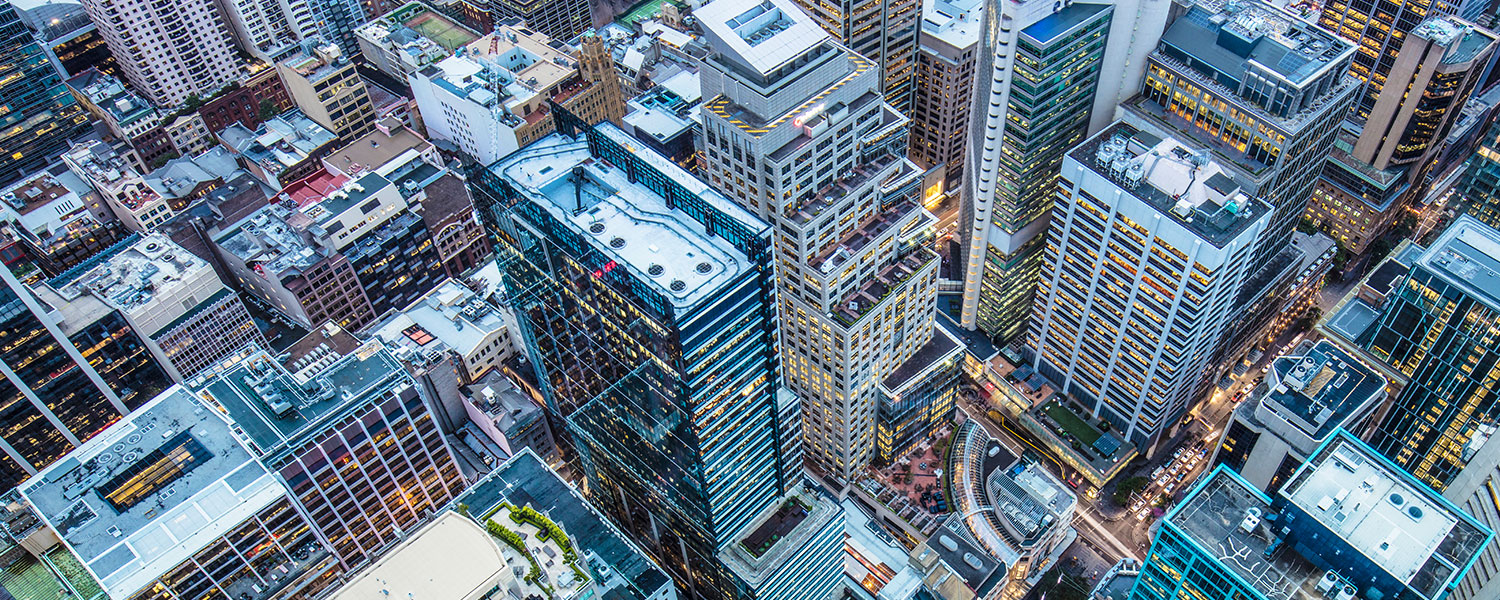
[695,0,830,77]
[21,387,286,600]
[1162,0,1352,87]
[1072,122,1272,247]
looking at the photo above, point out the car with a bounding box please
[1175,472,1186,482]
[1137,508,1151,522]
[1164,484,1175,495]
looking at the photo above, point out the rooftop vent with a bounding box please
[610,237,626,248]
[669,280,686,292]
[648,264,664,277]
[695,262,712,274]
[589,222,606,234]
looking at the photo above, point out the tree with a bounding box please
[1112,476,1149,506]
[258,99,278,122]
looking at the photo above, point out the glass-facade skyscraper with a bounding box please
[0,0,88,188]
[471,110,833,600]
[1353,216,1500,490]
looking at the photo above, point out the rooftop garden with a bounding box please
[740,497,811,558]
[480,502,588,598]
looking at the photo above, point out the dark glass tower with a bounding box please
[1356,216,1500,489]
[469,109,812,600]
[0,263,168,490]
[0,0,87,188]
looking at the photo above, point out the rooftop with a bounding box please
[279,42,352,83]
[1073,122,1273,247]
[926,515,1005,594]
[695,0,831,77]
[920,0,981,50]
[623,71,701,141]
[193,341,409,455]
[1413,16,1497,65]
[881,323,962,392]
[986,457,1075,546]
[1281,433,1492,598]
[323,118,433,176]
[365,279,510,361]
[1,161,90,216]
[1169,467,1321,600]
[144,148,239,201]
[1259,340,1386,441]
[1414,214,1500,310]
[215,204,328,275]
[220,111,338,176]
[1022,3,1111,45]
[54,234,210,313]
[20,386,286,600]
[452,449,673,598]
[419,23,580,117]
[490,124,765,309]
[328,511,511,600]
[66,69,160,129]
[1160,0,1352,87]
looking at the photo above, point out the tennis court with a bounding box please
[405,10,478,51]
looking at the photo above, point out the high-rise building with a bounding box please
[489,0,588,44]
[78,0,241,106]
[1305,17,1496,255]
[1122,0,1359,271]
[1453,116,1500,229]
[469,111,843,600]
[217,0,319,59]
[0,162,130,279]
[43,234,266,381]
[277,40,378,142]
[1213,340,1389,494]
[1030,122,1273,449]
[1131,430,1492,600]
[788,0,920,114]
[0,249,171,490]
[17,386,345,600]
[955,1,1118,341]
[1320,215,1500,490]
[0,0,88,188]
[695,0,941,483]
[193,336,468,569]
[907,0,979,197]
[304,0,367,55]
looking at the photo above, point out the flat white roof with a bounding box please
[1284,437,1457,585]
[329,511,511,600]
[695,0,829,76]
[921,0,982,50]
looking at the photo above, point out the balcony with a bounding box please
[832,247,936,326]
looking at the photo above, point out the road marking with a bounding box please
[1075,508,1141,562]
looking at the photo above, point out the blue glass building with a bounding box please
[1133,429,1491,600]
[468,108,834,600]
[0,0,87,188]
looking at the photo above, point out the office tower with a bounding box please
[955,1,1117,341]
[1306,17,1496,255]
[1122,0,1358,271]
[489,0,589,47]
[441,449,679,600]
[1131,430,1492,600]
[622,75,704,170]
[1444,425,1500,600]
[0,0,88,188]
[1326,216,1500,489]
[45,234,266,381]
[470,112,843,600]
[217,0,318,59]
[357,2,481,79]
[908,0,979,195]
[0,163,129,278]
[1213,340,1389,494]
[194,337,467,568]
[79,0,240,107]
[0,256,167,490]
[17,386,345,600]
[304,0,365,54]
[408,20,626,165]
[876,324,964,463]
[1454,117,1500,229]
[1321,0,1487,125]
[1030,123,1274,449]
[278,41,378,142]
[695,0,940,483]
[788,0,920,114]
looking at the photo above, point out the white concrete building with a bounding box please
[695,0,940,484]
[79,0,242,106]
[214,0,318,60]
[1029,122,1273,449]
